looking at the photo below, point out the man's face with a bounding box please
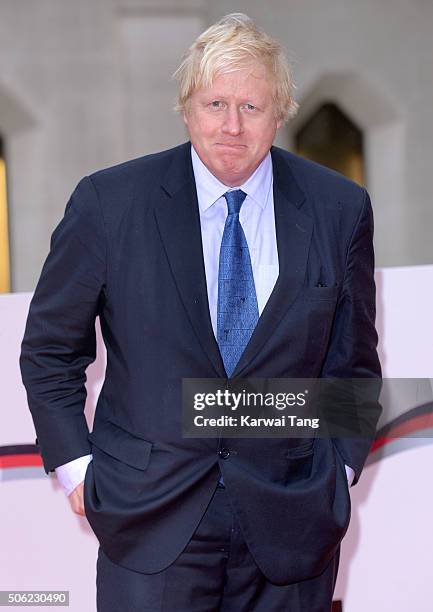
[183,62,282,187]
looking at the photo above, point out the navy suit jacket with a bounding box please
[20,142,381,584]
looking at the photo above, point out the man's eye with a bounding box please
[210,101,222,108]
[245,104,256,111]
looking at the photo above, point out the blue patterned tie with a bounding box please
[217,190,259,377]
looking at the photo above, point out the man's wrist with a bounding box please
[345,464,355,487]
[55,454,93,496]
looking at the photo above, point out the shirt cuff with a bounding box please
[55,454,93,496]
[345,464,355,487]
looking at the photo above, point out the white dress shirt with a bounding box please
[55,145,355,495]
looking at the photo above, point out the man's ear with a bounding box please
[182,100,190,126]
[183,96,196,126]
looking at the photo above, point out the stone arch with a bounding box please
[0,82,35,137]
[0,82,36,291]
[294,101,365,185]
[281,72,405,266]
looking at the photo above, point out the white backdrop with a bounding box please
[1,265,432,611]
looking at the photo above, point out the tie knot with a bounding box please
[223,190,247,215]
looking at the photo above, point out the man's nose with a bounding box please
[222,107,243,135]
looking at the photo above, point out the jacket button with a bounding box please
[219,448,230,459]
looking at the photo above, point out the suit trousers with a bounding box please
[95,483,340,612]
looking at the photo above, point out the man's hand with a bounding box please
[68,481,85,516]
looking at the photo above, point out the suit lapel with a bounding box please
[154,143,226,377]
[232,147,313,378]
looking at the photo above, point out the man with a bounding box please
[20,13,381,612]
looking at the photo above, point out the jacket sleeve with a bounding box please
[19,176,106,474]
[320,188,382,486]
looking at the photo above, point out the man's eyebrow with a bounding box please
[199,92,226,99]
[200,93,264,103]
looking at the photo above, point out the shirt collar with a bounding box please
[190,144,272,213]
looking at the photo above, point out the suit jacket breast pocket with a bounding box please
[284,438,316,484]
[294,287,340,363]
[300,285,340,301]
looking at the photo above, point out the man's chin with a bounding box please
[215,168,250,187]
[199,152,251,186]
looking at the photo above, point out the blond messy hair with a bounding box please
[173,13,299,123]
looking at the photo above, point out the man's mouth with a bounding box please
[215,143,247,149]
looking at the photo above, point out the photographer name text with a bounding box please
[193,415,319,428]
